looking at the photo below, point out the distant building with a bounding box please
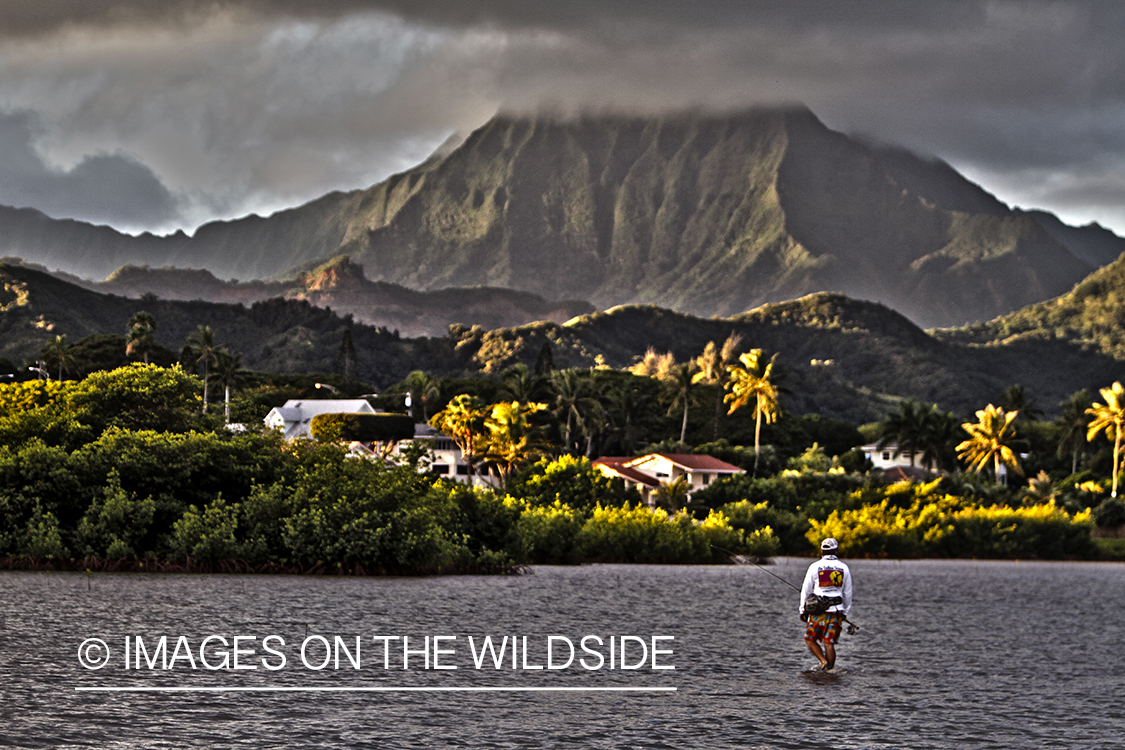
[594,452,745,507]
[861,442,920,471]
[263,399,377,440]
[390,423,496,488]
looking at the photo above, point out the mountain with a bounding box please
[938,250,1125,360]
[13,256,593,338]
[334,107,1096,328]
[0,190,365,282]
[0,107,1118,329]
[1013,208,1125,268]
[5,259,1120,423]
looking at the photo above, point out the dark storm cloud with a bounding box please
[1,0,1123,233]
[0,110,180,227]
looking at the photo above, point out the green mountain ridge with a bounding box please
[1,107,1122,329]
[5,259,1122,423]
[7,255,593,338]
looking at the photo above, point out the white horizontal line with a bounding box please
[75,686,677,693]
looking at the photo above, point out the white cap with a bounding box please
[821,538,839,552]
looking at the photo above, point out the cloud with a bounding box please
[0,110,181,229]
[0,1,1122,234]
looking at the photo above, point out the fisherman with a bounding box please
[799,537,852,671]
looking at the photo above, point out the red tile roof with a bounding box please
[626,453,744,473]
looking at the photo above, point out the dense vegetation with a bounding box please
[0,345,1113,574]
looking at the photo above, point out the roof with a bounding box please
[880,465,933,482]
[625,453,744,473]
[277,399,377,417]
[593,458,661,488]
[264,399,379,439]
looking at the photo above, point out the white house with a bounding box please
[390,423,496,487]
[861,442,920,471]
[594,453,745,507]
[263,399,377,440]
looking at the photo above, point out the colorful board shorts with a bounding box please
[805,612,843,644]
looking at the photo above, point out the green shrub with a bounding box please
[309,412,414,443]
[510,500,584,563]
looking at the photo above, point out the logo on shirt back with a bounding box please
[818,568,844,588]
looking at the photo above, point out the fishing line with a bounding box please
[710,543,860,635]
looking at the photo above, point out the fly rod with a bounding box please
[711,543,859,634]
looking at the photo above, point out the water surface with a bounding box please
[2,559,1123,748]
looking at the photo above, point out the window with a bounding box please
[882,451,891,461]
[703,474,711,485]
[432,464,450,475]
[456,465,469,476]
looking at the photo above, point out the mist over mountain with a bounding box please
[0,106,1120,329]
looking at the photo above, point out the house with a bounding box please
[263,399,377,440]
[861,442,921,471]
[389,423,496,487]
[594,452,745,507]
[592,457,662,506]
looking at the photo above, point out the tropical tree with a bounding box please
[1087,382,1125,497]
[336,329,359,386]
[500,363,547,404]
[694,333,743,439]
[481,401,548,486]
[999,384,1043,422]
[430,394,488,482]
[550,369,602,455]
[185,326,220,414]
[725,349,781,478]
[957,404,1022,484]
[877,401,958,471]
[654,476,691,511]
[40,335,75,381]
[663,361,702,445]
[876,400,928,467]
[1056,389,1092,475]
[404,370,442,420]
[210,350,244,424]
[126,311,157,364]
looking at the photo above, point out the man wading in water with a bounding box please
[799,537,852,671]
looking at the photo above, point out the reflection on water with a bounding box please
[2,559,1124,748]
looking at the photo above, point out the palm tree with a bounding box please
[918,408,960,473]
[654,476,691,512]
[957,404,1022,484]
[663,361,702,445]
[185,326,219,414]
[694,333,743,439]
[404,370,442,420]
[126,311,156,363]
[877,400,928,467]
[725,349,781,478]
[1087,382,1125,497]
[481,401,548,486]
[1057,389,1092,475]
[210,350,244,424]
[999,384,1044,422]
[500,363,547,404]
[431,394,487,482]
[550,369,602,455]
[40,335,75,381]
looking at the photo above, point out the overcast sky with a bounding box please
[1,0,1123,236]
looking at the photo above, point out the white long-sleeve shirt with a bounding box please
[799,554,852,616]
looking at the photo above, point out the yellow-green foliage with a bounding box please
[508,499,585,563]
[0,380,72,413]
[809,483,1095,558]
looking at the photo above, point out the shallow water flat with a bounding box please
[2,559,1123,748]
